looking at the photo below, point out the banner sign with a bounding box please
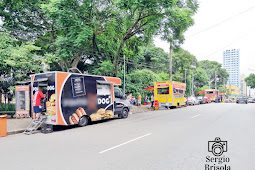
[15,85,30,115]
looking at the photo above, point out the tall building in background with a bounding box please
[223,49,240,87]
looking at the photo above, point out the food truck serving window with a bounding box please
[97,83,111,96]
[179,89,184,94]
[157,87,169,94]
[207,91,213,94]
[173,88,178,94]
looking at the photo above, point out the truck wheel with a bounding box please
[78,116,88,127]
[120,108,129,119]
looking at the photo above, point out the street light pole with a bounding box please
[191,62,196,96]
[215,71,217,90]
[192,69,194,96]
[123,54,125,95]
[185,69,187,85]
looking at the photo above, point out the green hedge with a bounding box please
[0,103,15,111]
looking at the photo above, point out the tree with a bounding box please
[172,48,197,76]
[0,32,46,103]
[125,69,160,96]
[198,60,229,89]
[1,0,198,76]
[218,85,227,93]
[0,0,55,41]
[160,2,198,80]
[195,85,209,95]
[245,74,255,88]
[93,60,114,76]
[194,67,208,88]
[134,44,169,73]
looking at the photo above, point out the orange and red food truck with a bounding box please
[196,89,219,102]
[31,71,130,127]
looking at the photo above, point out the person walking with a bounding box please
[151,94,154,108]
[32,87,46,121]
[137,93,142,106]
[127,93,132,102]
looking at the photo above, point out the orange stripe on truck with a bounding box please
[104,77,121,85]
[57,72,69,125]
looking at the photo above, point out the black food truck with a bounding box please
[31,71,130,126]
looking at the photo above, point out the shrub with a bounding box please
[0,103,15,112]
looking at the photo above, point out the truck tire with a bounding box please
[120,108,129,119]
[78,116,88,127]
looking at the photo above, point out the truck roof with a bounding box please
[30,71,121,85]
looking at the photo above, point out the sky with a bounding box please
[154,0,255,76]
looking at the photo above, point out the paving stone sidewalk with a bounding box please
[7,118,31,135]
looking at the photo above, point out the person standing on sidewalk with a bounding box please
[151,94,154,108]
[137,93,142,106]
[32,87,46,121]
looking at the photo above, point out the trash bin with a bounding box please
[0,114,7,137]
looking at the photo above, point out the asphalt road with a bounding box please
[1,103,255,170]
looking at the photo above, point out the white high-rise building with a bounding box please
[223,49,240,87]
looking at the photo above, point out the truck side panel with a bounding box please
[57,73,115,125]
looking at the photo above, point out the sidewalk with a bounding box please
[5,106,152,135]
[130,105,152,114]
[7,118,31,135]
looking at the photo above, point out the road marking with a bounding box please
[190,114,201,118]
[99,133,152,154]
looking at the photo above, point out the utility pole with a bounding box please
[215,71,217,90]
[185,69,187,85]
[192,69,194,96]
[169,41,173,81]
[123,55,125,95]
[191,62,196,96]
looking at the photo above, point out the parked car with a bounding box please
[248,98,255,103]
[236,97,248,104]
[184,97,188,107]
[197,96,206,104]
[204,96,211,103]
[187,96,200,105]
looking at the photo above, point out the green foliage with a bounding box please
[5,42,42,74]
[158,72,169,81]
[0,104,15,112]
[126,69,160,96]
[195,85,209,95]
[218,85,227,93]
[1,0,198,76]
[173,48,197,73]
[0,0,201,98]
[137,44,169,73]
[93,60,114,76]
[198,60,229,89]
[194,67,208,88]
[245,74,255,88]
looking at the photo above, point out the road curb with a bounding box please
[7,129,25,135]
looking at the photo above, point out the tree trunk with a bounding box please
[92,32,100,60]
[113,38,125,77]
[4,94,7,104]
[71,55,82,68]
[169,41,173,81]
